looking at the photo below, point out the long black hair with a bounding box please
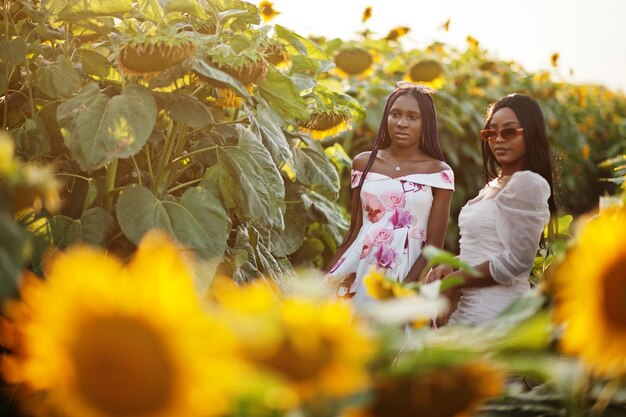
[481,93,557,216]
[342,86,445,245]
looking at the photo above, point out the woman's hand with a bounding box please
[424,264,455,283]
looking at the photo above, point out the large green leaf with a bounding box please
[57,83,157,172]
[215,125,285,230]
[253,98,294,168]
[301,190,348,244]
[52,0,135,19]
[270,203,308,257]
[160,93,214,129]
[35,57,81,98]
[116,185,229,260]
[49,207,113,248]
[13,116,50,160]
[292,138,339,199]
[77,49,122,84]
[274,24,328,60]
[136,0,164,22]
[257,66,308,121]
[0,38,28,68]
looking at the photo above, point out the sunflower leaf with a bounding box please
[270,202,309,257]
[35,57,81,99]
[253,98,294,168]
[57,83,157,172]
[257,66,308,121]
[214,125,285,230]
[160,93,214,129]
[0,213,27,298]
[301,190,348,244]
[292,138,339,199]
[49,207,114,249]
[116,185,229,260]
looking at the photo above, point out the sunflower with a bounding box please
[9,230,246,417]
[118,29,196,79]
[298,85,366,140]
[259,1,279,22]
[298,111,353,140]
[550,207,626,377]
[353,360,504,417]
[363,269,416,300]
[210,278,375,407]
[334,47,375,78]
[406,60,445,90]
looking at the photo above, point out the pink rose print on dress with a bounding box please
[401,180,425,193]
[374,243,398,269]
[440,170,453,184]
[351,170,362,188]
[389,207,416,229]
[368,226,394,246]
[360,236,374,259]
[380,190,405,210]
[362,192,385,223]
[409,226,427,241]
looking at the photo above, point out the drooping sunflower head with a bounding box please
[118,26,197,79]
[334,47,374,78]
[206,31,268,85]
[549,207,626,378]
[407,59,445,90]
[8,230,247,417]
[297,85,366,140]
[358,358,504,417]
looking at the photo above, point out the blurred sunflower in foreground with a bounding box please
[209,277,375,409]
[0,230,247,417]
[550,206,626,378]
[345,359,504,417]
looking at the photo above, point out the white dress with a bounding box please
[448,171,551,325]
[327,169,455,308]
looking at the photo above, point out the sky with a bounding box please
[267,0,626,93]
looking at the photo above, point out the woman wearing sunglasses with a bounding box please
[324,82,454,307]
[426,93,557,325]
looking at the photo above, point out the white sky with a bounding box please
[268,0,626,93]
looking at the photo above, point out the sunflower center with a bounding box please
[71,315,175,416]
[260,337,333,381]
[602,257,626,330]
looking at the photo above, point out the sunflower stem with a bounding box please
[153,120,178,195]
[169,145,218,165]
[167,178,202,194]
[104,158,119,213]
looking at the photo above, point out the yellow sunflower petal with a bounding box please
[550,208,626,377]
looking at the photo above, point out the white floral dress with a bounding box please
[327,169,455,307]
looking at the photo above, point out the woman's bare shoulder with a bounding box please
[352,152,372,171]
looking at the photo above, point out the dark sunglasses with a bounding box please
[479,127,524,141]
[395,81,434,94]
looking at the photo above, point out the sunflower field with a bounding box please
[1,1,626,416]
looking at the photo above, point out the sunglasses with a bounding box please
[479,127,524,141]
[395,81,434,94]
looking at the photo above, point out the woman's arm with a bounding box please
[324,188,363,272]
[403,186,453,282]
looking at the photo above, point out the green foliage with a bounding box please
[0,0,351,282]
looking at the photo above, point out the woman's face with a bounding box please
[487,107,527,174]
[387,94,423,149]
